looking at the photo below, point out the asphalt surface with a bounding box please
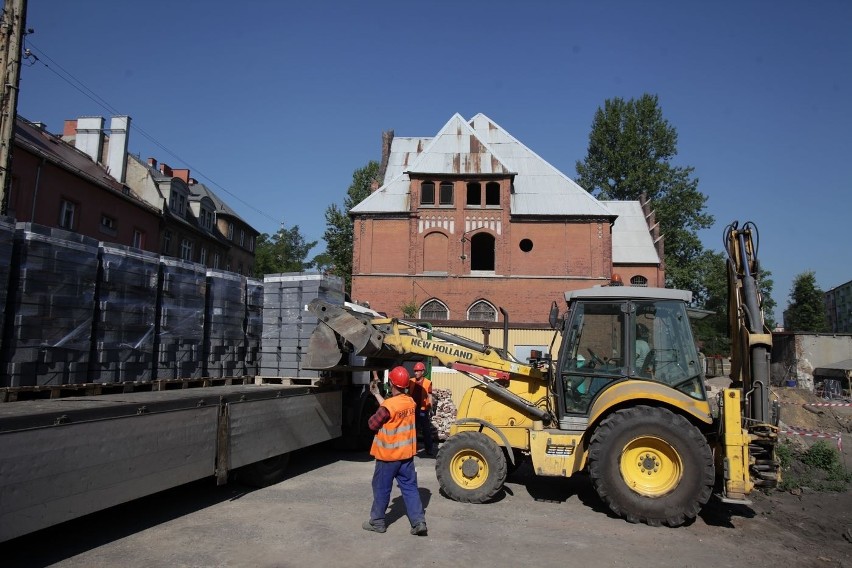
[4,440,841,568]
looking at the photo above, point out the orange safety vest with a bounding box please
[410,378,432,411]
[370,394,417,461]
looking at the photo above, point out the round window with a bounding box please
[519,238,533,252]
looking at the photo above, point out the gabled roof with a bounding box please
[14,117,157,213]
[602,200,661,264]
[352,113,613,217]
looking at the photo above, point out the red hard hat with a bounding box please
[388,366,410,390]
[413,362,426,372]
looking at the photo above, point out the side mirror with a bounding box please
[548,301,562,330]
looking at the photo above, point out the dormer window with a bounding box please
[169,190,187,216]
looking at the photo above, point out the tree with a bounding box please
[575,94,714,292]
[785,271,828,332]
[323,161,380,294]
[690,250,777,355]
[253,224,317,277]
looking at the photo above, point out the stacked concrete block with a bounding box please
[245,277,263,377]
[0,217,15,349]
[204,269,246,378]
[156,258,206,380]
[260,273,344,378]
[91,244,160,383]
[1,223,99,386]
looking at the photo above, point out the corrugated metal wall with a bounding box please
[427,326,561,408]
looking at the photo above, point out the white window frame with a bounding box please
[59,199,76,229]
[180,238,193,261]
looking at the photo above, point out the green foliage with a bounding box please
[690,250,777,355]
[776,440,793,469]
[323,161,380,294]
[777,439,851,493]
[575,94,714,294]
[785,271,829,332]
[253,224,317,277]
[400,300,418,318]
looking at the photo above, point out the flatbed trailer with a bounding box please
[0,382,361,542]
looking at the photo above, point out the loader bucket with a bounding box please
[303,322,345,369]
[303,299,391,369]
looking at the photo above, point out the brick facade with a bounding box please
[349,113,662,325]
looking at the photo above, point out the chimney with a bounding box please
[380,129,394,183]
[172,168,190,183]
[147,157,157,168]
[63,119,78,137]
[106,116,130,183]
[159,163,173,177]
[74,116,105,162]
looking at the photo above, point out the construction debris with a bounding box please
[431,387,457,441]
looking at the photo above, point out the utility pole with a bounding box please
[0,0,27,215]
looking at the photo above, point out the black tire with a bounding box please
[588,406,714,527]
[435,431,507,503]
[237,452,291,488]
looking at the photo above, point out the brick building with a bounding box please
[349,113,664,324]
[57,115,259,274]
[4,116,161,250]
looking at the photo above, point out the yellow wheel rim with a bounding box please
[449,449,489,490]
[620,436,683,497]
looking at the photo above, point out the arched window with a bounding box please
[468,300,497,322]
[466,182,481,206]
[485,181,500,206]
[421,181,435,205]
[631,275,648,287]
[420,299,449,320]
[439,182,454,205]
[470,232,495,271]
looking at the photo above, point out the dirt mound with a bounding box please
[773,386,852,435]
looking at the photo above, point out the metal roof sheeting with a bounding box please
[353,113,612,217]
[603,200,661,264]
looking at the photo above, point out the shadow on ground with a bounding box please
[0,444,353,567]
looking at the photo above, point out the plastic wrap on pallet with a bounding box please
[91,244,160,383]
[1,223,100,387]
[259,273,344,377]
[0,216,15,342]
[244,277,263,376]
[203,270,247,378]
[156,257,206,379]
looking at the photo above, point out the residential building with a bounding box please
[825,279,852,333]
[124,156,232,270]
[349,113,663,324]
[5,116,160,250]
[60,115,259,274]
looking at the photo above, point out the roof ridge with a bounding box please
[405,113,513,175]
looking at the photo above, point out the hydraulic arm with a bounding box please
[304,299,550,422]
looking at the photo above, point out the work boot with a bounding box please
[363,520,386,533]
[410,521,428,536]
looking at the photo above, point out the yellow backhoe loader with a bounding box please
[305,221,779,527]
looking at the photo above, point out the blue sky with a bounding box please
[15,0,851,320]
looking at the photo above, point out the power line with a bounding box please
[22,40,279,228]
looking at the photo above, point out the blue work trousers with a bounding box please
[416,410,434,453]
[369,458,425,529]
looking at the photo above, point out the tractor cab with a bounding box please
[555,287,706,417]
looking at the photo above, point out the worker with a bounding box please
[409,361,435,456]
[635,323,651,371]
[363,366,428,536]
